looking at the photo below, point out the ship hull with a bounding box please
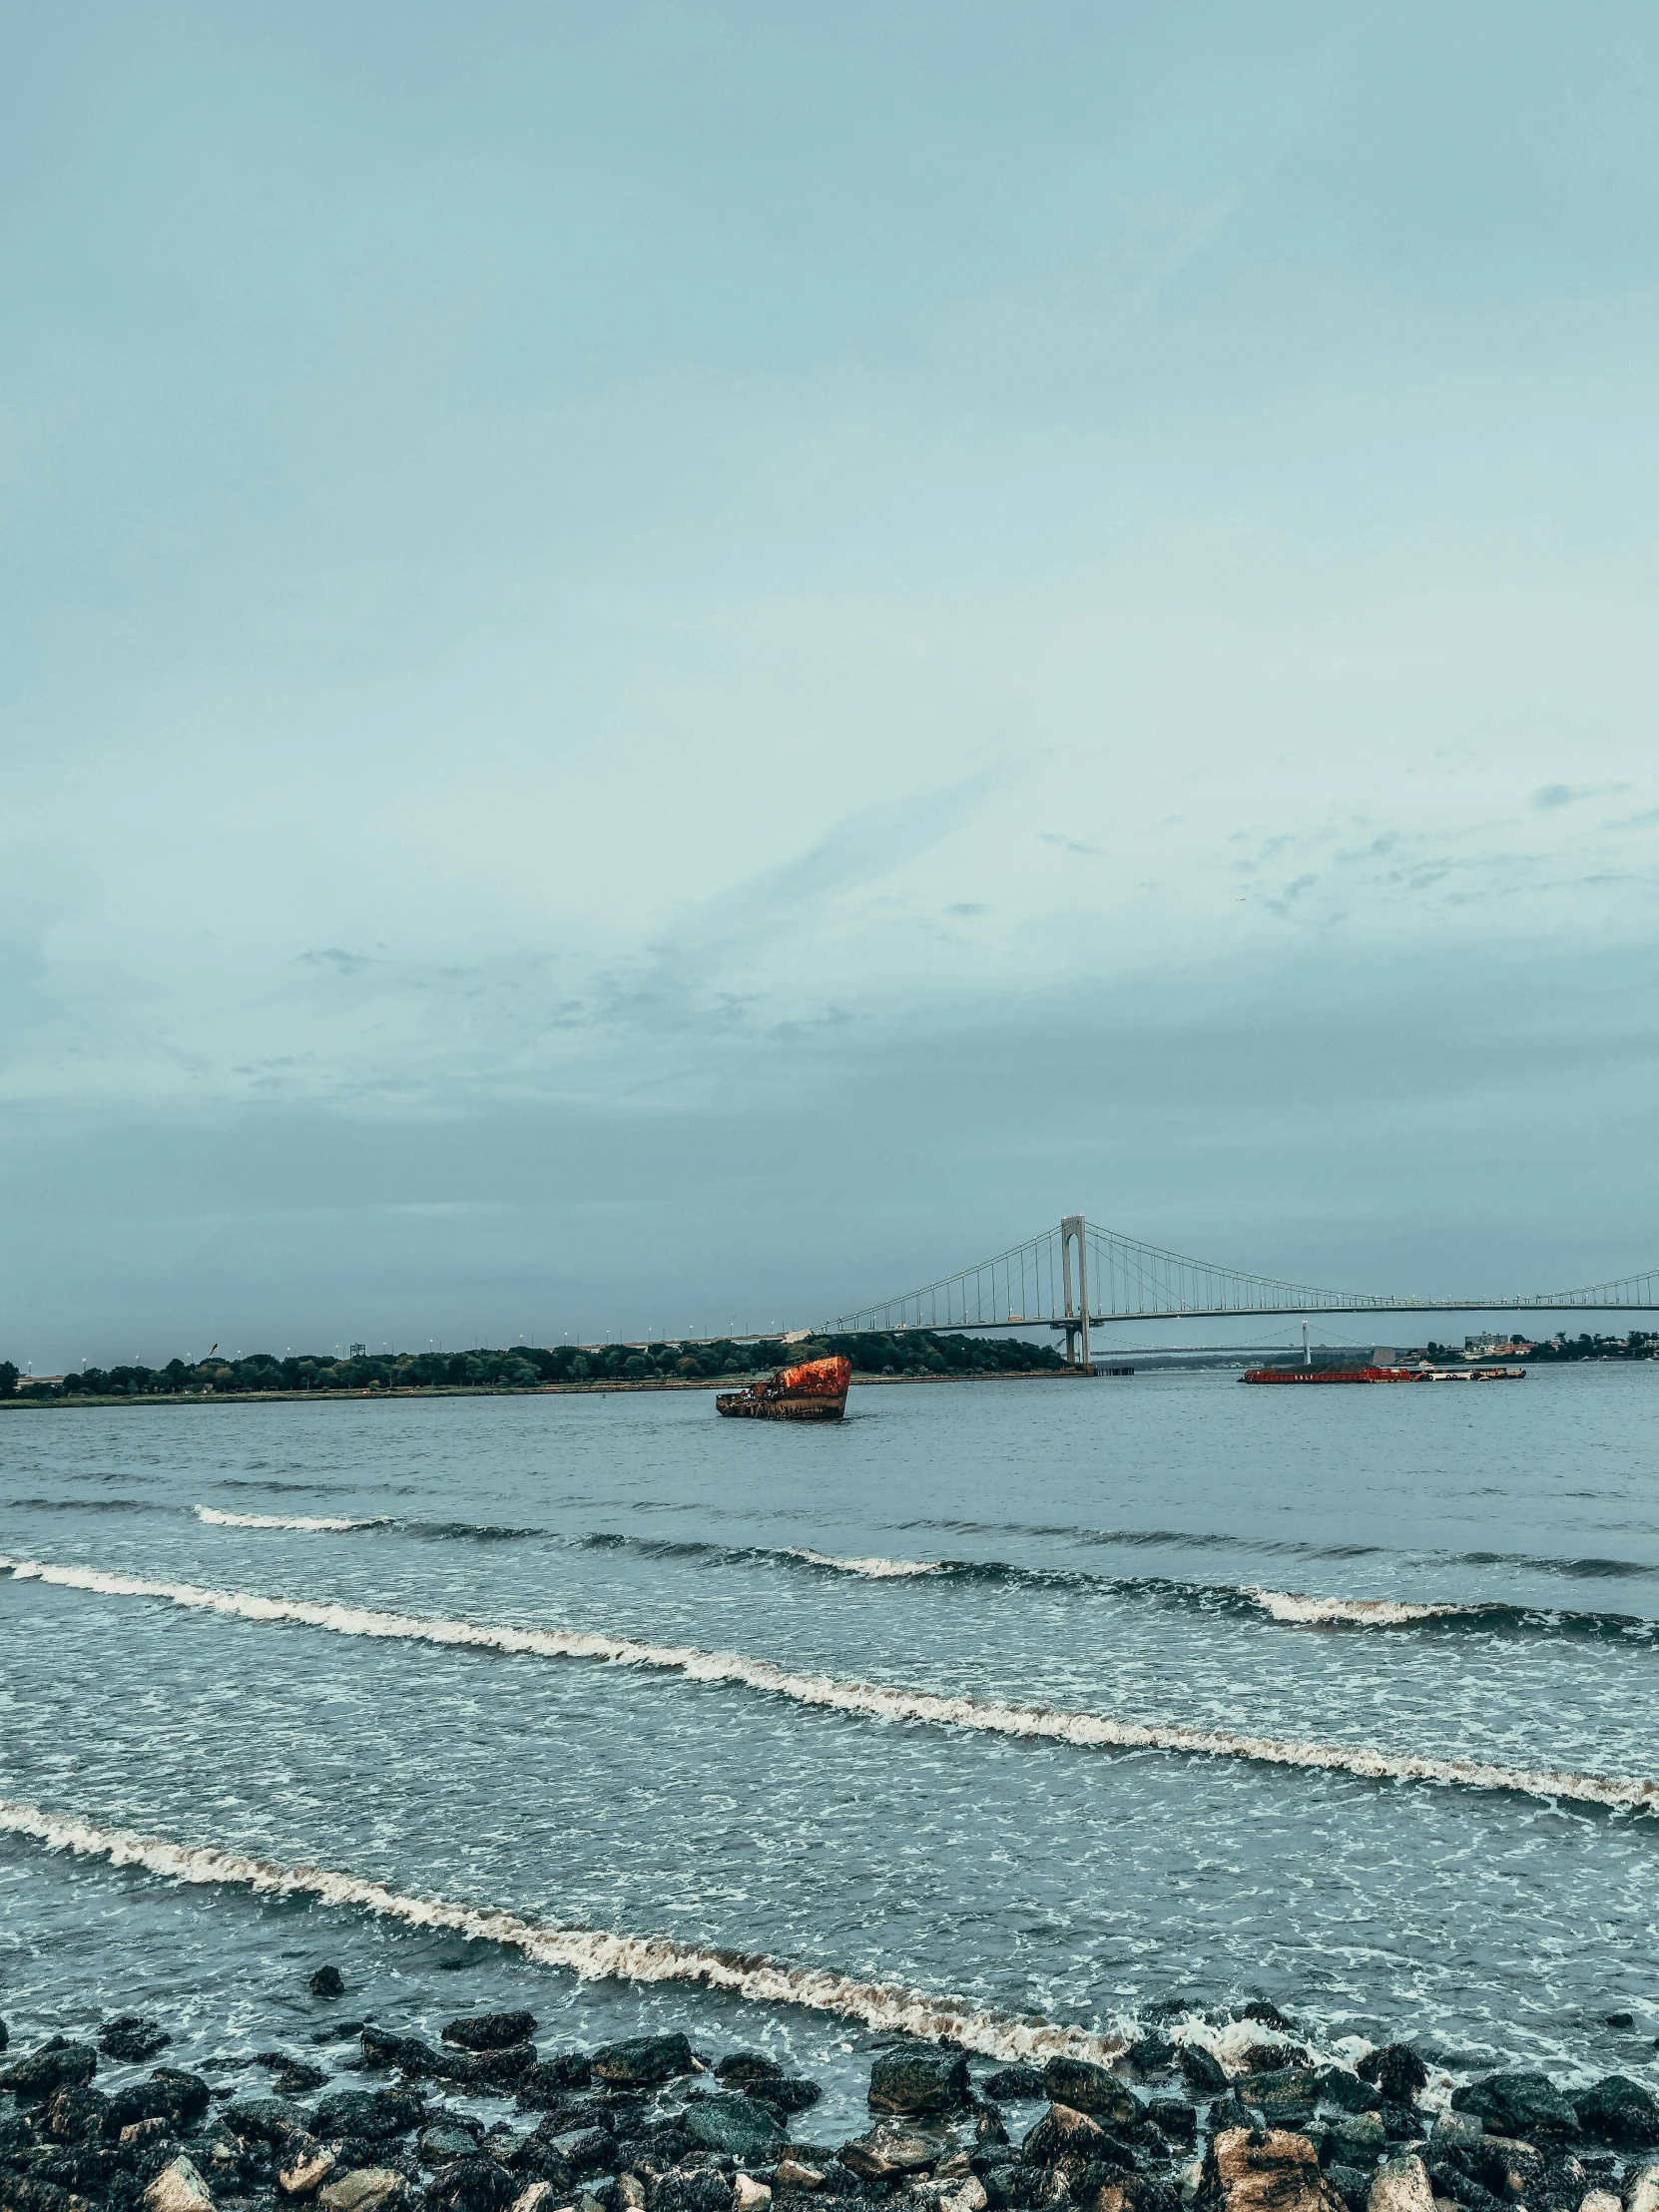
[717,1354,851,1421]
[1242,1365,1527,1384]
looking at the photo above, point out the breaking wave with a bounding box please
[0,1796,1120,2065]
[4,1554,1656,1814]
[196,1507,384,1533]
[787,1547,941,1579]
[1248,1590,1473,1628]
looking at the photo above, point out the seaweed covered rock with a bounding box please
[1042,2062,1140,2127]
[310,1969,346,2000]
[441,2014,538,2053]
[592,2035,694,2088]
[423,2157,518,2212]
[838,2124,950,2181]
[982,2067,1046,2104]
[100,2017,172,2064]
[312,2089,425,2144]
[515,2054,594,2107]
[1569,2076,1659,2148]
[681,2095,787,2164]
[109,2071,212,2134]
[1356,2051,1427,2108]
[1449,2075,1579,2141]
[868,2050,971,2119]
[1180,2049,1229,2097]
[0,2040,99,2100]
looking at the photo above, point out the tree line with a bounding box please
[0,1330,1064,1400]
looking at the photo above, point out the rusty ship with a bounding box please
[716,1354,851,1422]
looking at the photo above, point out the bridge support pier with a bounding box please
[1061,1214,1094,1375]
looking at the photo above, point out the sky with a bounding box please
[3,2,1658,1366]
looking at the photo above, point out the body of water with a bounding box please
[2,1367,1656,2129]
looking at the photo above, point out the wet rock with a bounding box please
[0,2020,7,2053]
[311,1970,347,2000]
[718,2055,783,2087]
[1312,2074,1380,2120]
[546,2126,614,2177]
[359,2028,441,2078]
[422,2129,486,2167]
[144,2154,214,2212]
[224,2096,306,2145]
[750,2078,822,2117]
[279,2137,339,2196]
[0,2040,99,2100]
[1356,2054,1427,2109]
[1041,2065,1141,2129]
[1199,2127,1342,2212]
[1179,2051,1229,2098]
[1323,2168,1374,2212]
[313,2089,425,2143]
[510,2186,559,2212]
[121,2118,176,2150]
[1148,2105,1198,2146]
[940,2181,990,2212]
[1365,2156,1431,2212]
[1578,2194,1620,2212]
[43,2087,112,2145]
[593,2035,695,2088]
[1319,2114,1384,2166]
[983,2070,1047,2105]
[1630,2166,1659,2212]
[101,2017,173,2064]
[516,2053,595,2107]
[838,2125,950,2181]
[442,2014,539,2054]
[109,2071,213,2134]
[1569,2077,1659,2148]
[1451,2075,1579,2142]
[776,2162,827,2193]
[1237,2051,1311,2080]
[1239,2010,1299,2039]
[317,2168,410,2212]
[870,2053,972,2120]
[734,2179,773,2212]
[1022,2105,1107,2169]
[682,2095,787,2165]
[1127,2041,1178,2078]
[653,2174,737,2212]
[436,2046,538,2091]
[1427,2115,1482,2151]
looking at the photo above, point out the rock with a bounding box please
[1428,2114,1483,2150]
[1450,2074,1580,2141]
[516,2054,595,2106]
[1630,2167,1659,2212]
[1240,2008,1299,2036]
[510,2188,558,2212]
[122,2118,176,2149]
[1043,2062,1141,2127]
[1022,2104,1107,2167]
[359,2026,442,2077]
[748,2078,821,2116]
[547,2126,613,2176]
[775,2163,826,2192]
[734,2179,773,2212]
[941,2182,990,2212]
[109,2070,213,2133]
[422,2128,486,2166]
[0,2039,99,2099]
[1603,2013,1635,2030]
[145,2155,215,2212]
[100,2016,172,2063]
[437,2045,538,2090]
[1149,2103,1198,2145]
[656,2177,736,2212]
[316,2168,409,2212]
[1200,2127,1342,2212]
[1127,2039,1178,2077]
[718,2053,784,2086]
[311,1969,347,1999]
[870,2051,972,2119]
[313,2089,425,2142]
[983,2068,1048,2104]
[225,2097,307,2144]
[681,2095,788,2165]
[1324,2168,1374,2212]
[617,2177,646,2210]
[1179,2050,1229,2098]
[1313,2073,1381,2118]
[591,2033,694,2087]
[44,2087,112,2144]
[280,2139,340,2197]
[1356,2052,1427,2108]
[838,2125,950,2181]
[1569,2077,1659,2148]
[1579,2195,1620,2212]
[1366,2156,1432,2212]
[442,2013,539,2053]
[1321,2115,1384,2164]
[1238,2049,1310,2079]
[0,2018,7,2052]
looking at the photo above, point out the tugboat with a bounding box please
[716,1354,851,1422]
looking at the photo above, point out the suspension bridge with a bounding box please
[823,1217,1659,1371]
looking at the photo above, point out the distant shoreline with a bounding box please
[0,1368,1084,1410]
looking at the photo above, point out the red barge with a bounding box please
[716,1354,851,1421]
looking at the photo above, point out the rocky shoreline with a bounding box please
[3,1985,1656,2212]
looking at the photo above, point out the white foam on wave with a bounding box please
[788,1547,941,1580]
[195,1507,378,1533]
[0,1794,1119,2065]
[1251,1589,1466,1628]
[4,1554,1654,1815]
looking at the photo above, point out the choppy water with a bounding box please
[3,1367,1657,2129]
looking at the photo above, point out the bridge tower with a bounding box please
[1060,1214,1094,1374]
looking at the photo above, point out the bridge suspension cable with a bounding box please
[823,1220,1659,1335]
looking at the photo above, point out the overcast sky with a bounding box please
[4,2,1657,1365]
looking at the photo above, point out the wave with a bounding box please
[196,1507,386,1533]
[787,1547,941,1580]
[0,1498,156,1514]
[4,1554,1655,1815]
[0,1796,1121,2066]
